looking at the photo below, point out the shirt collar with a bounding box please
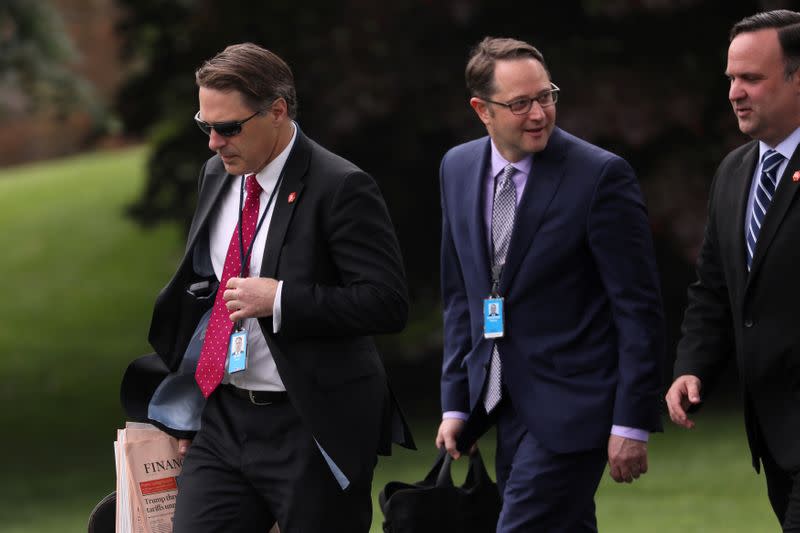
[490,139,533,178]
[759,126,800,162]
[252,121,298,190]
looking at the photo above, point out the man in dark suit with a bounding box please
[666,10,800,530]
[123,43,413,532]
[435,37,664,531]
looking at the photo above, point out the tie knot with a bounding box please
[245,174,262,197]
[762,150,785,176]
[498,164,516,187]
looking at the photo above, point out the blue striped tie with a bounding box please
[747,149,784,270]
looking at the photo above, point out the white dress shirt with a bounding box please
[208,123,297,391]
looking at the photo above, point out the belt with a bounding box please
[222,384,288,406]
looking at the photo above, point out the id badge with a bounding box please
[483,297,504,339]
[227,330,248,373]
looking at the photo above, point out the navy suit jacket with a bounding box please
[440,127,664,454]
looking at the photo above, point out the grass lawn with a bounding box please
[378,411,776,533]
[0,147,777,532]
[0,146,183,530]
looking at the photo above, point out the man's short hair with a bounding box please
[196,42,298,118]
[731,10,800,78]
[465,37,549,99]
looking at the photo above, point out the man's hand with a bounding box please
[177,438,192,459]
[224,277,278,322]
[435,418,465,459]
[665,374,703,429]
[607,435,648,483]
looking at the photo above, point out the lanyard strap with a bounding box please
[237,172,284,276]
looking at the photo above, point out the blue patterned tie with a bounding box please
[746,149,784,270]
[484,164,517,413]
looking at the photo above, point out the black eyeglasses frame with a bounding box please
[194,110,261,137]
[481,83,561,115]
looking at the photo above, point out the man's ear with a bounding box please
[470,97,492,126]
[268,98,289,124]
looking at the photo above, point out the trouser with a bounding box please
[762,447,800,532]
[172,385,373,533]
[494,395,607,533]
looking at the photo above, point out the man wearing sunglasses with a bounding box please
[435,37,664,531]
[122,42,414,532]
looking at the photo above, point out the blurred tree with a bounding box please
[0,0,91,118]
[115,0,780,370]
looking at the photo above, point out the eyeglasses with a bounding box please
[194,110,260,137]
[482,84,560,115]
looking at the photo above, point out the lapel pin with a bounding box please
[793,171,800,182]
[288,192,297,203]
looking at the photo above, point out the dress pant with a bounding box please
[494,394,607,533]
[172,385,374,533]
[761,445,800,532]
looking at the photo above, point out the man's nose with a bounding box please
[526,101,545,120]
[729,79,745,102]
[208,130,226,151]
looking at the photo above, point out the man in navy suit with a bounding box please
[435,37,664,531]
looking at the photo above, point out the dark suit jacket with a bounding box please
[440,128,664,454]
[675,140,800,472]
[123,126,414,485]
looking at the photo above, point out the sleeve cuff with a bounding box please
[611,425,649,442]
[272,280,283,333]
[442,411,469,421]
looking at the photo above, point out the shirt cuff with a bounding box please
[443,411,469,421]
[272,280,283,333]
[611,425,649,442]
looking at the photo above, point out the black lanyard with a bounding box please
[237,173,283,277]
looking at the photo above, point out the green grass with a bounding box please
[0,147,777,531]
[378,412,775,533]
[0,146,183,529]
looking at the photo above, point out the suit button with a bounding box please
[744,319,754,328]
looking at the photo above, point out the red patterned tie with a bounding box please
[195,174,262,398]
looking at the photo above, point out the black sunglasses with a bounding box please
[194,110,260,137]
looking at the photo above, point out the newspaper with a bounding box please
[115,422,181,533]
[114,422,280,533]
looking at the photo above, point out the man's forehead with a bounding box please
[492,59,551,94]
[729,29,783,63]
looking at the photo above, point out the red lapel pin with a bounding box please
[288,192,297,203]
[793,171,800,182]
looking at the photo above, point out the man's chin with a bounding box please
[736,119,755,138]
[524,138,550,154]
[221,160,243,175]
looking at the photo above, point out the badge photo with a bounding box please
[227,330,248,373]
[483,297,504,339]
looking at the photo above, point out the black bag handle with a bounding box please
[430,447,455,487]
[432,447,493,489]
[463,448,491,489]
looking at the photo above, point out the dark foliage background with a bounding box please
[113,0,798,393]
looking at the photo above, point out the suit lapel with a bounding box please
[467,140,492,290]
[749,143,800,278]
[185,159,230,254]
[730,143,758,291]
[499,128,567,293]
[260,126,309,277]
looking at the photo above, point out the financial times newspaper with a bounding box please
[114,423,181,533]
